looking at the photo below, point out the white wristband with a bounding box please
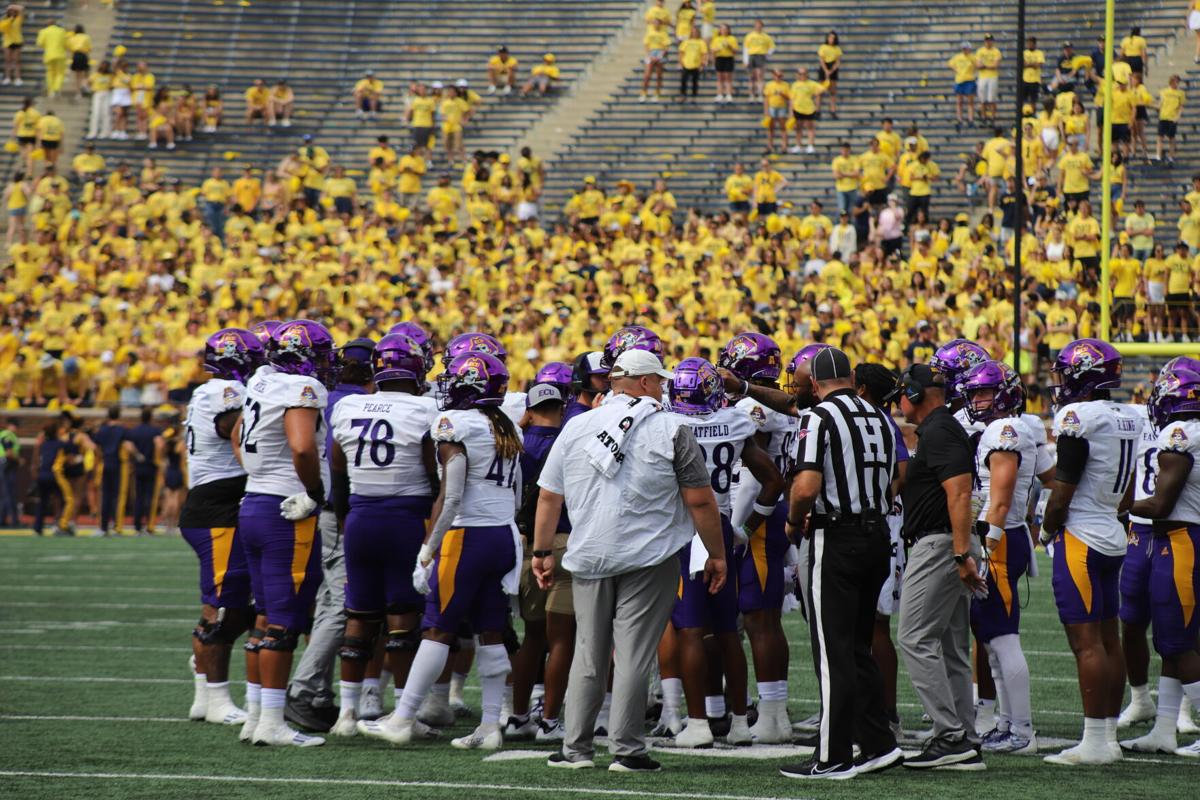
[752,501,775,517]
[986,524,1005,542]
[418,543,435,565]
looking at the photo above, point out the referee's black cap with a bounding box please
[811,347,853,381]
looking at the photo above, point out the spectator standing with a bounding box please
[3,170,28,246]
[1191,0,1200,63]
[354,70,383,121]
[762,68,790,153]
[200,165,230,243]
[743,19,774,102]
[86,60,112,139]
[752,157,786,216]
[35,108,63,170]
[109,59,131,138]
[201,85,222,133]
[438,86,471,166]
[0,4,24,86]
[975,34,1001,124]
[895,364,986,770]
[532,349,728,772]
[947,41,977,130]
[67,24,89,97]
[297,134,329,208]
[12,95,38,172]
[678,27,707,102]
[35,17,66,98]
[1125,199,1155,262]
[831,141,860,214]
[710,23,737,103]
[640,19,669,102]
[487,46,518,95]
[818,31,842,118]
[397,145,426,208]
[0,417,19,526]
[126,407,164,535]
[723,162,751,214]
[1021,36,1044,107]
[1155,73,1185,163]
[1121,26,1147,80]
[789,66,825,155]
[130,62,155,139]
[906,150,939,224]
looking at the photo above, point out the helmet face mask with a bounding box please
[669,357,725,415]
[719,332,781,385]
[436,353,509,411]
[1149,356,1200,431]
[1050,338,1122,408]
[203,328,264,384]
[783,343,830,404]
[960,360,1022,423]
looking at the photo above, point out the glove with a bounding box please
[413,560,433,595]
[279,492,318,521]
[734,523,751,548]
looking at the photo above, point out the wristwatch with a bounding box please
[953,552,971,566]
[532,549,553,558]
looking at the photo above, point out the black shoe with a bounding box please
[854,746,904,774]
[708,713,731,737]
[284,696,335,733]
[934,752,986,771]
[779,759,856,780]
[746,703,759,727]
[902,736,976,769]
[609,754,662,773]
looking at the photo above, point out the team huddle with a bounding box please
[177,316,1200,769]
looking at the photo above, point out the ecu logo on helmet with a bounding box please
[215,331,242,358]
[279,325,312,351]
[458,357,488,388]
[1069,342,1104,375]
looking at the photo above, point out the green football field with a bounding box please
[1,534,1196,800]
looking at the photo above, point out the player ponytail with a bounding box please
[479,405,522,460]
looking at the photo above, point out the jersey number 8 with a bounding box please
[349,418,395,467]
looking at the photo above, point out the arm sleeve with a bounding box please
[1055,436,1090,485]
[673,427,711,489]
[426,453,467,553]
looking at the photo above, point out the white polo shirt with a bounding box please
[538,392,709,580]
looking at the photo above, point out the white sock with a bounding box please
[340,681,362,715]
[362,677,380,692]
[193,672,207,702]
[991,634,1031,735]
[662,677,683,716]
[476,644,511,727]
[260,688,286,727]
[1152,676,1182,737]
[984,648,1010,732]
[1182,681,1200,715]
[1082,716,1106,749]
[1131,683,1152,706]
[245,682,261,707]
[705,695,726,718]
[1105,717,1118,746]
[450,671,468,702]
[206,681,232,708]
[503,683,514,709]
[398,640,450,720]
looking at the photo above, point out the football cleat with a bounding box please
[252,721,325,747]
[670,718,714,749]
[238,704,260,742]
[536,718,565,741]
[503,715,539,740]
[1119,730,1177,754]
[330,709,359,737]
[727,715,753,746]
[451,723,503,750]
[1117,696,1157,728]
[1043,742,1119,766]
[206,703,248,726]
[358,684,384,721]
[417,692,456,727]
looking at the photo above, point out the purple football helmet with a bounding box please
[388,321,435,372]
[719,332,782,383]
[252,320,283,345]
[534,361,573,389]
[443,332,507,366]
[670,357,726,415]
[1050,338,1123,407]
[270,320,340,388]
[436,352,509,410]
[960,360,1024,423]
[929,339,990,403]
[783,343,831,393]
[373,333,429,389]
[1148,356,1200,431]
[600,325,664,370]
[203,328,264,384]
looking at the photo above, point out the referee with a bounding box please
[779,348,902,780]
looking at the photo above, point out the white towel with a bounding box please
[687,533,707,578]
[501,524,523,596]
[582,394,663,478]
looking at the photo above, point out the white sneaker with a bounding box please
[805,144,815,154]
[536,718,565,741]
[649,710,683,737]
[282,119,292,127]
[749,699,789,743]
[206,702,248,726]
[638,93,647,103]
[1175,738,1200,757]
[501,86,512,95]
[1043,742,1118,766]
[1180,698,1199,734]
[188,658,207,721]
[451,723,503,750]
[357,715,438,745]
[252,720,325,747]
[417,693,455,727]
[1120,729,1177,754]
[238,704,260,742]
[1,77,8,85]
[652,94,662,103]
[1117,695,1157,727]
[487,85,497,95]
[671,718,714,749]
[503,715,539,740]
[974,701,996,737]
[13,78,22,86]
[727,714,752,746]
[166,142,176,150]
[331,709,359,737]
[358,684,384,721]
[788,145,801,154]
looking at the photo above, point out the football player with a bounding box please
[233,320,339,747]
[665,357,783,748]
[720,333,796,743]
[327,334,439,736]
[960,361,1056,755]
[180,329,262,725]
[359,352,523,750]
[1123,358,1200,757]
[442,332,526,424]
[564,351,609,422]
[1042,339,1141,765]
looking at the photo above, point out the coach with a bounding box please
[531,349,727,773]
[780,348,901,780]
[895,364,986,770]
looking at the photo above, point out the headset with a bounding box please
[899,364,944,404]
[570,351,591,395]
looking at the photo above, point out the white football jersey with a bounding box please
[976,417,1038,528]
[502,392,527,425]
[736,396,799,475]
[1155,418,1200,524]
[1128,404,1158,526]
[1019,412,1055,476]
[330,392,439,497]
[674,406,757,517]
[431,408,523,526]
[954,407,986,435]
[1052,400,1142,555]
[240,365,330,497]
[184,379,246,489]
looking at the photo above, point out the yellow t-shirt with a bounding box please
[908,160,940,197]
[789,79,824,114]
[1160,87,1185,122]
[1120,35,1147,58]
[831,155,859,192]
[1066,215,1100,258]
[487,54,518,76]
[354,78,383,96]
[675,8,696,40]
[763,79,790,109]
[409,96,435,128]
[645,5,671,28]
[72,152,105,175]
[976,45,1001,78]
[201,178,231,203]
[233,177,261,211]
[1169,255,1195,293]
[14,108,39,138]
[1180,213,1200,250]
[35,115,63,142]
[679,39,708,70]
[744,31,774,56]
[1110,257,1139,297]
[244,86,268,108]
[859,151,893,192]
[397,154,426,194]
[0,14,24,48]
[948,52,976,84]
[818,43,842,65]
[89,71,112,92]
[1057,151,1093,193]
[724,173,752,202]
[1144,257,1168,285]
[36,24,67,61]
[438,97,469,132]
[644,29,670,52]
[1022,49,1044,83]
[710,34,737,58]
[753,170,783,203]
[67,31,90,55]
[324,177,355,199]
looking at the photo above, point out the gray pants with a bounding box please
[897,533,976,744]
[564,555,678,760]
[288,510,346,706]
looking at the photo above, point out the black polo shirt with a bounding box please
[902,405,974,539]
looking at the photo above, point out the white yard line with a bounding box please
[0,713,186,723]
[0,601,195,610]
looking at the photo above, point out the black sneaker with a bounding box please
[284,696,335,733]
[779,759,856,780]
[547,752,595,770]
[853,746,904,774]
[935,752,986,771]
[708,713,731,737]
[609,754,662,773]
[902,736,976,769]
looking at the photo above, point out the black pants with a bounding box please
[133,469,156,531]
[807,522,895,764]
[34,476,61,534]
[100,460,122,532]
[680,68,699,97]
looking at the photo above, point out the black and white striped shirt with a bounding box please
[794,389,896,517]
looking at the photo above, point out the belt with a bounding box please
[811,511,886,528]
[910,529,952,543]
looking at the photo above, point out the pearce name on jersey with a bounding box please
[185,378,246,489]
[241,365,330,498]
[330,392,439,497]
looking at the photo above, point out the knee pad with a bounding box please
[476,643,511,680]
[260,626,301,652]
[243,626,267,652]
[502,625,521,656]
[338,635,375,662]
[194,612,242,646]
[385,627,422,653]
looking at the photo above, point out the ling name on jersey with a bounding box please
[331,392,439,497]
[431,409,523,526]
[1155,418,1200,524]
[1052,400,1141,556]
[675,406,756,517]
[184,378,246,489]
[240,365,330,498]
[975,417,1038,528]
